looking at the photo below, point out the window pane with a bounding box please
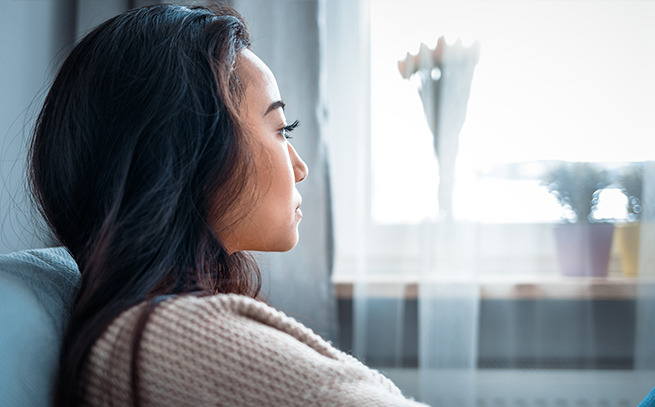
[371,0,655,223]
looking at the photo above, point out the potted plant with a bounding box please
[615,165,643,277]
[543,162,613,277]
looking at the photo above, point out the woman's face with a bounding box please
[221,50,308,253]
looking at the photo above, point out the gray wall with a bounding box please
[0,0,62,254]
[0,0,153,254]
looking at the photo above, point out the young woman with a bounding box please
[30,4,427,406]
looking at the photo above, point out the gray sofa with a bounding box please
[0,247,81,406]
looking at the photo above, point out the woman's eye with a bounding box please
[280,119,299,140]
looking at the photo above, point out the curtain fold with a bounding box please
[635,161,655,372]
[419,220,479,407]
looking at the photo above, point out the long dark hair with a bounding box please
[28,4,260,406]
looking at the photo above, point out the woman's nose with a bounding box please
[288,143,308,183]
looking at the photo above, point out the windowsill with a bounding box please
[332,273,655,300]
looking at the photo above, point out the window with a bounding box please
[370,0,655,224]
[328,3,655,404]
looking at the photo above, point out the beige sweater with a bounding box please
[82,294,428,406]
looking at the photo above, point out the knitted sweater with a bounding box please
[82,294,428,406]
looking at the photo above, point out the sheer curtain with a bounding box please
[327,1,655,406]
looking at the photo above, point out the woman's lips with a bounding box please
[295,195,302,217]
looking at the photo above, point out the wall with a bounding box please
[0,0,151,254]
[0,0,63,253]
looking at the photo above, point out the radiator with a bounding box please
[382,368,655,407]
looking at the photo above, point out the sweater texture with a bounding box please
[82,294,428,406]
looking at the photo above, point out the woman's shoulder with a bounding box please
[154,292,285,323]
[84,293,423,406]
[158,293,300,325]
[109,292,299,328]
[164,294,332,345]
[91,293,348,379]
[148,293,340,358]
[102,293,337,358]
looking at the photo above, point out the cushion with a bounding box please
[640,387,655,407]
[0,247,81,407]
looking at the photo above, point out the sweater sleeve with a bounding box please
[83,294,428,407]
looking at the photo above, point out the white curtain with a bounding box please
[327,1,655,406]
[636,162,655,373]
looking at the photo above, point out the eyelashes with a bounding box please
[281,119,299,140]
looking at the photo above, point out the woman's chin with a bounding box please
[274,229,301,252]
[243,231,300,253]
[273,235,300,252]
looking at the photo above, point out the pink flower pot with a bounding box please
[553,223,614,277]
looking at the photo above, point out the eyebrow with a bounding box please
[265,100,286,116]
